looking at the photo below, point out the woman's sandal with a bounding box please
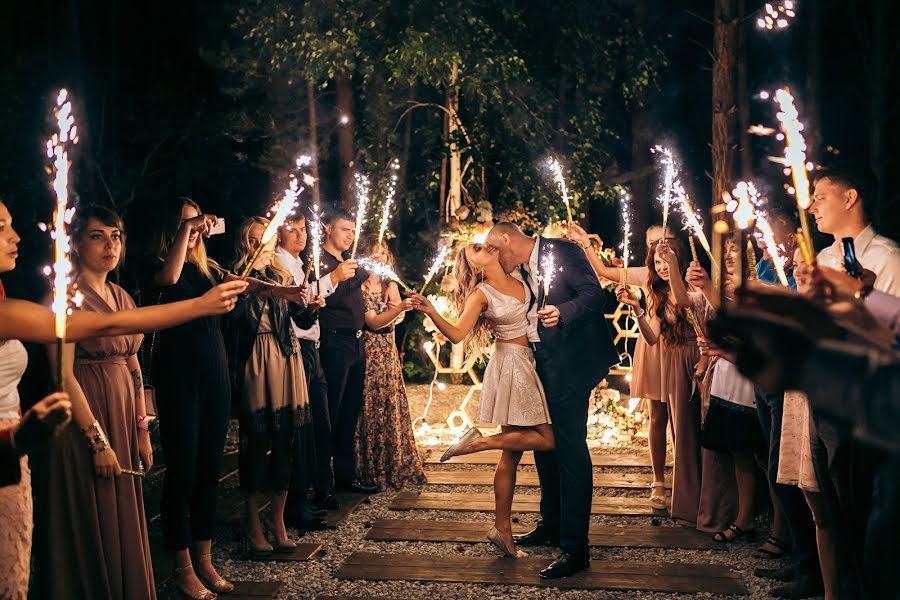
[714,524,756,543]
[196,553,234,594]
[754,536,789,559]
[648,481,667,510]
[173,565,217,600]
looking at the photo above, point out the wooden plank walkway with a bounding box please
[337,552,748,595]
[228,581,285,599]
[425,469,671,489]
[366,519,721,550]
[424,449,671,467]
[324,493,369,528]
[390,491,667,516]
[249,542,322,562]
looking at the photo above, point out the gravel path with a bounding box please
[152,384,804,599]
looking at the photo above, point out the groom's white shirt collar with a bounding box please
[522,236,541,342]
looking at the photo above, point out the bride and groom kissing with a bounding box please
[409,222,619,579]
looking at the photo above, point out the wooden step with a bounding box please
[228,581,285,599]
[425,469,671,489]
[336,551,748,595]
[366,519,720,550]
[248,542,322,562]
[324,493,369,528]
[424,449,670,467]
[390,491,667,516]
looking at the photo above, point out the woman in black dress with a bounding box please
[143,197,305,600]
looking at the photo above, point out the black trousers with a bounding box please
[755,392,820,577]
[287,340,333,516]
[533,345,597,552]
[319,333,366,485]
[155,357,230,550]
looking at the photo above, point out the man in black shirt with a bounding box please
[316,208,377,498]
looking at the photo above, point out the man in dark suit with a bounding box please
[485,222,619,578]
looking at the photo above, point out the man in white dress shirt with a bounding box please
[804,165,900,597]
[276,214,351,526]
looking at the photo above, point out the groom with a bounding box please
[485,222,619,578]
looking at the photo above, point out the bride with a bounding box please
[410,242,554,558]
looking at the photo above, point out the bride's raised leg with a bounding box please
[491,443,523,556]
[456,423,554,456]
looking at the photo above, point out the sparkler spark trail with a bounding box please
[357,257,412,292]
[419,246,450,294]
[546,157,573,223]
[240,178,301,279]
[653,146,676,240]
[729,181,758,231]
[757,1,796,30]
[539,248,556,309]
[773,88,815,263]
[46,89,79,389]
[619,187,632,285]
[303,204,324,293]
[350,172,369,259]
[378,159,400,246]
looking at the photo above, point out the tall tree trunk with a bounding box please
[711,0,738,210]
[335,75,355,208]
[445,62,462,223]
[307,79,321,206]
[439,98,448,220]
[736,0,752,180]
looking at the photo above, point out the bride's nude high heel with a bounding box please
[487,526,519,558]
[440,427,482,462]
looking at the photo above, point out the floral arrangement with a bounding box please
[587,380,645,444]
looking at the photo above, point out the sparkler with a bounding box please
[757,1,796,30]
[539,248,556,309]
[546,157,573,223]
[754,213,790,286]
[46,89,79,390]
[653,146,676,240]
[677,190,717,267]
[619,187,632,286]
[727,182,759,290]
[303,204,324,294]
[377,158,400,246]
[773,88,815,264]
[350,172,369,259]
[239,179,301,280]
[419,246,450,294]
[357,257,412,292]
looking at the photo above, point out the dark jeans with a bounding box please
[319,333,366,485]
[156,364,230,550]
[533,344,597,553]
[755,392,820,577]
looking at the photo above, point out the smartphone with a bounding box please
[841,237,859,278]
[209,218,226,236]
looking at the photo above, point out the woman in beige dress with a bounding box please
[411,243,553,558]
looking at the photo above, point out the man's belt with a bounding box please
[324,328,363,339]
[298,338,321,349]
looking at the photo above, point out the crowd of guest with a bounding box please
[571,164,899,599]
[0,196,424,600]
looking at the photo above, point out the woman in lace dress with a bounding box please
[411,243,553,558]
[354,243,423,490]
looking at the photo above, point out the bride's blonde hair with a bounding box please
[452,245,492,358]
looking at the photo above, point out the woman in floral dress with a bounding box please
[354,242,424,490]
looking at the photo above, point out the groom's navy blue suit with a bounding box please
[526,237,619,552]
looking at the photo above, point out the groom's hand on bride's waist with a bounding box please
[537,305,560,328]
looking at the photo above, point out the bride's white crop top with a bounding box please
[477,281,531,341]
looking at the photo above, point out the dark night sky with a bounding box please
[1,1,898,298]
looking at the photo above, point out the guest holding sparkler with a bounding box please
[567,224,673,509]
[316,208,378,499]
[355,239,424,490]
[276,214,332,530]
[29,207,158,599]
[141,197,303,599]
[410,241,553,558]
[227,217,316,556]
[617,239,710,528]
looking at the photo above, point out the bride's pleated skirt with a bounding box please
[477,342,551,427]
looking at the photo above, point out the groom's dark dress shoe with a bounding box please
[514,526,560,548]
[335,478,378,494]
[539,550,590,579]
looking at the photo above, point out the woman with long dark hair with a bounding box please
[141,197,304,599]
[227,216,314,556]
[617,239,710,527]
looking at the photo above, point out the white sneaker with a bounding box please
[440,428,483,462]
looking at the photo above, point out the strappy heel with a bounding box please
[173,564,217,600]
[264,516,298,552]
[714,523,756,543]
[648,481,667,510]
[755,536,789,559]
[196,553,234,594]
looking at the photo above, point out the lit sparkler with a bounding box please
[757,1,796,30]
[419,245,450,294]
[619,187,632,285]
[773,88,815,263]
[45,88,79,389]
[754,213,790,287]
[539,248,556,309]
[240,178,301,279]
[303,204,324,293]
[653,146,676,242]
[350,172,369,259]
[546,157,573,223]
[377,158,400,246]
[727,182,759,290]
[357,257,412,292]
